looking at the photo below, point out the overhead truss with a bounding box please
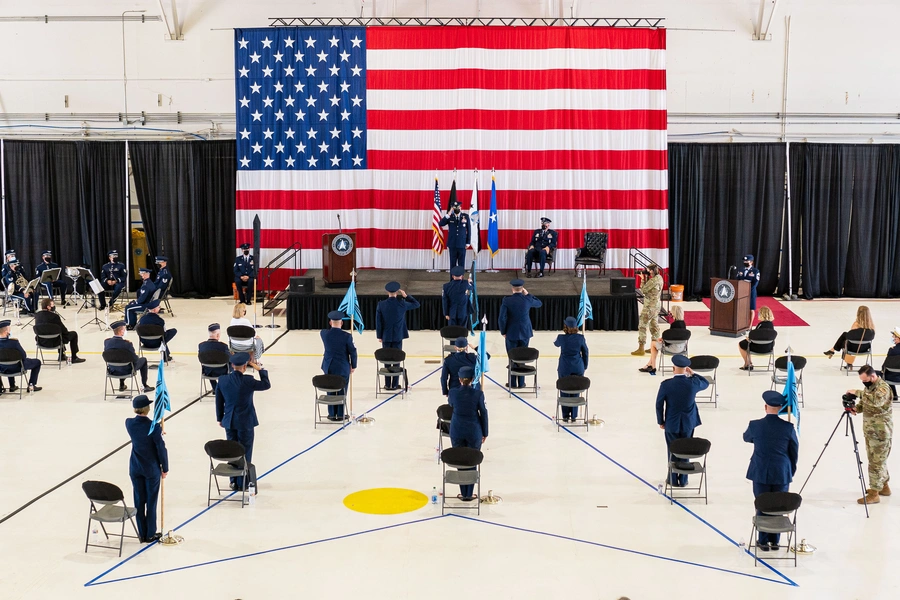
[268,17,664,28]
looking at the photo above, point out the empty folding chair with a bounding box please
[665,437,711,504]
[841,329,875,374]
[436,404,453,457]
[135,323,167,367]
[440,326,469,361]
[882,354,900,402]
[102,349,139,401]
[555,375,590,431]
[375,348,407,397]
[507,347,539,396]
[771,356,807,407]
[689,355,720,407]
[312,374,348,428]
[750,491,802,567]
[0,348,26,399]
[81,480,139,557]
[33,323,65,369]
[441,447,483,515]
[198,349,230,397]
[746,329,778,375]
[204,439,249,507]
[657,329,691,376]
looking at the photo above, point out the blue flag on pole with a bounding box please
[148,354,171,435]
[339,280,364,334]
[779,360,800,432]
[474,327,489,389]
[487,175,499,256]
[577,275,594,327]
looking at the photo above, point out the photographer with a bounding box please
[847,365,894,504]
[631,264,663,357]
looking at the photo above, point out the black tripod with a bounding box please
[799,408,869,517]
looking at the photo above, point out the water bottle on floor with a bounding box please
[248,482,256,504]
[431,487,438,505]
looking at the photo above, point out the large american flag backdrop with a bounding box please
[234,26,667,271]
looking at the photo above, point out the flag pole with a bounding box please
[352,269,374,425]
[486,168,499,273]
[427,169,441,273]
[157,349,183,546]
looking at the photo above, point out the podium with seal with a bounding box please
[323,232,356,285]
[709,277,751,337]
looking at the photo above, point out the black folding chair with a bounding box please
[33,322,65,369]
[204,439,250,507]
[0,347,26,398]
[135,323,167,366]
[198,349,230,397]
[102,348,139,400]
[81,480,139,557]
[440,326,469,361]
[841,329,875,374]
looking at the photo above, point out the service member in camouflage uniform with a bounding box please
[849,365,894,504]
[632,264,663,356]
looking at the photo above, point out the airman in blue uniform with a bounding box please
[0,319,41,392]
[99,250,127,310]
[35,250,71,305]
[442,337,477,396]
[555,316,589,421]
[3,259,35,313]
[215,352,271,490]
[439,200,471,272]
[154,256,171,298]
[743,390,799,550]
[656,355,709,486]
[198,323,230,392]
[105,320,153,392]
[234,243,256,305]
[736,253,760,323]
[448,365,489,501]
[1,249,16,280]
[376,281,420,389]
[124,394,168,544]
[525,217,558,278]
[321,310,358,421]
[137,300,177,361]
[499,279,542,388]
[442,265,472,327]
[125,269,157,329]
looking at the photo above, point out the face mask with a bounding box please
[453,207,460,214]
[50,306,56,312]
[863,380,874,388]
[243,251,250,256]
[542,224,548,230]
[44,257,50,263]
[744,262,750,267]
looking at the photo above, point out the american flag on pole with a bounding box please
[431,176,445,254]
[235,27,667,270]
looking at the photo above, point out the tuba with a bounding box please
[15,272,28,291]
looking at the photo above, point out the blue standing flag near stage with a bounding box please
[577,275,593,327]
[779,358,800,432]
[148,353,171,435]
[474,322,489,389]
[339,280,364,334]
[487,175,499,256]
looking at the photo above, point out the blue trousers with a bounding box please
[235,277,254,304]
[506,338,528,388]
[139,329,177,358]
[130,472,161,541]
[42,280,71,303]
[11,293,35,313]
[324,369,349,419]
[665,428,694,487]
[450,434,482,498]
[526,248,548,274]
[225,427,255,489]
[448,315,469,327]
[448,247,466,272]
[753,482,790,546]
[382,340,402,388]
[125,302,148,327]
[4,358,41,387]
[98,281,125,309]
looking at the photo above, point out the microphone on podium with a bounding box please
[337,213,342,234]
[727,265,736,279]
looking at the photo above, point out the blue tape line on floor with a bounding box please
[485,374,798,588]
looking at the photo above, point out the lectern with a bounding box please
[709,278,751,337]
[322,232,356,285]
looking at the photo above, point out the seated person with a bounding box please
[35,250,72,306]
[105,320,153,393]
[154,256,171,298]
[739,306,776,371]
[525,217,557,278]
[3,259,35,314]
[199,323,231,393]
[441,337,479,396]
[554,316,589,422]
[640,305,687,375]
[881,326,900,400]
[0,318,42,392]
[34,298,86,363]
[137,300,177,362]
[98,250,127,310]
[125,269,157,329]
[230,302,265,362]
[824,305,875,368]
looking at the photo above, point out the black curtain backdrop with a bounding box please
[129,141,236,297]
[668,143,787,298]
[3,140,125,280]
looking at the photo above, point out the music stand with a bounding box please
[39,267,61,302]
[19,278,41,326]
[74,269,106,330]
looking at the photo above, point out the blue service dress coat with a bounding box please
[154,266,171,296]
[554,333,589,378]
[736,265,760,309]
[448,385,489,448]
[320,327,358,379]
[233,253,256,279]
[442,279,473,324]
[438,212,471,249]
[441,351,478,395]
[198,339,231,378]
[655,374,708,434]
[499,293,543,342]
[215,369,271,430]
[375,295,420,344]
[101,261,127,284]
[134,279,157,304]
[137,312,177,347]
[0,335,41,386]
[124,414,168,541]
[103,335,146,379]
[743,414,799,485]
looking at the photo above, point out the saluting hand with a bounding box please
[400,290,407,298]
[684,367,694,377]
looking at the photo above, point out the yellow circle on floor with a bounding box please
[343,488,429,515]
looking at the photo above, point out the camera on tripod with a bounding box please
[842,393,857,410]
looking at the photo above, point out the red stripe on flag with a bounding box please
[367,69,666,91]
[366,150,668,171]
[236,189,669,211]
[366,26,667,51]
[367,109,667,131]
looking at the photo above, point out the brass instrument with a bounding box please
[15,272,28,290]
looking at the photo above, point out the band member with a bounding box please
[124,269,157,329]
[3,259,35,313]
[234,243,256,305]
[439,200,471,272]
[154,256,172,298]
[98,250,127,310]
[2,249,16,279]
[35,250,71,306]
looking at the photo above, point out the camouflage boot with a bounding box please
[858,489,880,504]
[631,344,646,356]
[880,481,891,496]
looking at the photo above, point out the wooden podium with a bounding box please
[709,278,751,337]
[322,233,356,285]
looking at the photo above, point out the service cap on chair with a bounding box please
[450,266,465,277]
[672,355,691,368]
[510,278,525,287]
[42,250,52,257]
[459,366,475,378]
[147,299,161,310]
[0,320,10,328]
[743,254,755,262]
[139,268,151,274]
[155,256,168,262]
[763,390,785,407]
[110,320,126,329]
[454,336,468,348]
[108,250,118,256]
[327,310,345,320]
[564,316,577,328]
[132,395,151,409]
[208,323,220,332]
[240,243,250,250]
[230,352,251,366]
[385,281,401,293]
[540,217,552,224]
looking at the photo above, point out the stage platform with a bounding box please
[285,269,638,331]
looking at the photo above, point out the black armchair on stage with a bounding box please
[574,232,608,277]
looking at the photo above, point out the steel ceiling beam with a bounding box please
[267,16,664,28]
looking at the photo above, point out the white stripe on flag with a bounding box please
[367,48,666,71]
[366,129,667,152]
[367,89,666,112]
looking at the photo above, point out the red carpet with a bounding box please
[682,296,809,327]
